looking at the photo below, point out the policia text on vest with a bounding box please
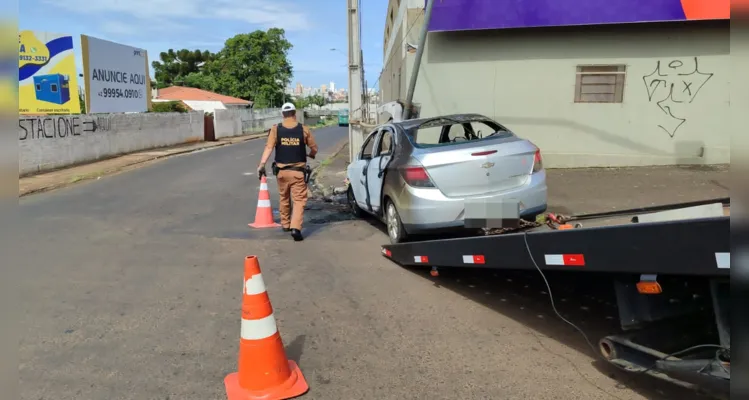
[257,103,318,242]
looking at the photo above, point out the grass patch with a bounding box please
[68,171,105,183]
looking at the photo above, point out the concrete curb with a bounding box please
[310,138,349,180]
[19,132,269,197]
[19,123,339,198]
[309,139,350,199]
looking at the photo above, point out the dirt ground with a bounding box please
[310,139,351,198]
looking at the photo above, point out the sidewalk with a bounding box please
[308,140,729,213]
[19,133,267,197]
[20,120,340,197]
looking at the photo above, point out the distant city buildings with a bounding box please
[282,80,368,104]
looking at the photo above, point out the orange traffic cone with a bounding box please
[225,256,309,400]
[249,176,281,228]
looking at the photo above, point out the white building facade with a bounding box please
[380,0,730,168]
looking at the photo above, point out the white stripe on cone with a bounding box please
[240,313,279,340]
[244,274,267,295]
[257,199,271,208]
[260,183,268,190]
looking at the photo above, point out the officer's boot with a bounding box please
[291,229,304,242]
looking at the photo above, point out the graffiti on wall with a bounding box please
[19,115,109,141]
[642,57,713,138]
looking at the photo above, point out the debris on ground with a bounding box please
[309,139,350,205]
[304,140,354,224]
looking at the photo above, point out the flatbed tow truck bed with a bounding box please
[381,198,731,397]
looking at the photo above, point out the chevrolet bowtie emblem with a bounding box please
[481,162,495,169]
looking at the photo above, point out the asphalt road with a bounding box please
[16,125,708,400]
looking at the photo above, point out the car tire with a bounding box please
[347,186,364,218]
[385,200,408,244]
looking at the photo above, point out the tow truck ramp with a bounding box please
[381,199,730,397]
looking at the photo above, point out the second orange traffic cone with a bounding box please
[224,256,309,400]
[249,176,281,228]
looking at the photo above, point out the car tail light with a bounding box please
[401,166,435,188]
[532,149,543,173]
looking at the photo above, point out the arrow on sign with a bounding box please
[82,120,98,133]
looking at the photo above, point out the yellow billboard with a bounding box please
[19,30,81,115]
[0,21,17,113]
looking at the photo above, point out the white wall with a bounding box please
[214,108,292,139]
[181,100,249,113]
[19,112,204,176]
[388,21,731,168]
[182,100,227,113]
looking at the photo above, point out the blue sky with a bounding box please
[19,0,388,91]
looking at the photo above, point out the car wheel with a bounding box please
[347,186,364,218]
[385,200,407,244]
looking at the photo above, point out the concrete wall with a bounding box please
[307,103,350,111]
[382,20,731,168]
[19,112,204,176]
[181,100,248,113]
[213,108,287,139]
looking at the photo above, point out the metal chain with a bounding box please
[483,219,541,236]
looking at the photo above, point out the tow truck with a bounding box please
[381,197,730,397]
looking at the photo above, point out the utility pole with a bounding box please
[404,0,435,120]
[347,0,364,162]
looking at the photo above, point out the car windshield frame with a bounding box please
[402,117,513,149]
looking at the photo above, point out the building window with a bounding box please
[574,65,626,103]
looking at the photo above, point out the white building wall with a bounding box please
[403,21,730,168]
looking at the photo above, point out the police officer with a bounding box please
[257,103,318,241]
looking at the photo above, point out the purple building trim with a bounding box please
[427,0,688,32]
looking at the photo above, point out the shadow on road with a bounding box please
[397,265,717,400]
[285,334,307,367]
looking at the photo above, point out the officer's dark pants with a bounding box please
[277,170,307,230]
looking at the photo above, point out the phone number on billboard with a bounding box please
[19,55,48,62]
[98,88,143,99]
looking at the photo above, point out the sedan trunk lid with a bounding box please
[413,135,538,198]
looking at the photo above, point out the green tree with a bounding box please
[150,101,189,113]
[205,28,293,107]
[182,71,217,91]
[308,94,325,107]
[78,93,86,114]
[291,96,309,110]
[152,49,216,88]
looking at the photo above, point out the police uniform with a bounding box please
[263,104,318,241]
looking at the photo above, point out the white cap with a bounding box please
[281,102,296,112]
